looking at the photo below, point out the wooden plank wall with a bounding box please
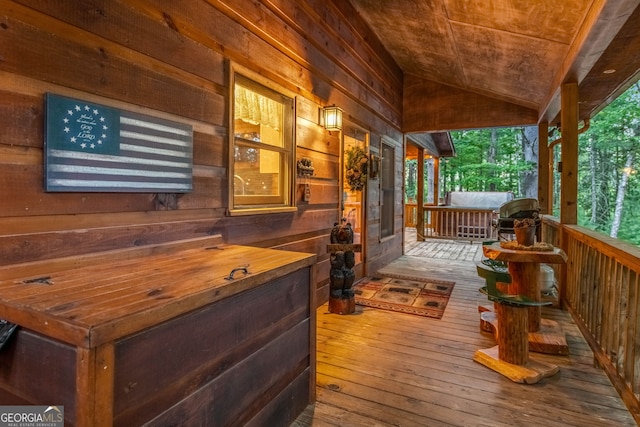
[0,0,404,303]
[403,75,539,132]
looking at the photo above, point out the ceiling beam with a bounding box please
[403,75,538,132]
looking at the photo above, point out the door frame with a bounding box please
[341,122,369,275]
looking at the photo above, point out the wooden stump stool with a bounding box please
[481,242,570,355]
[474,261,559,384]
[496,303,528,365]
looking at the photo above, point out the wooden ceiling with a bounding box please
[349,0,640,133]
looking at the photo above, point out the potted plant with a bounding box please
[513,217,537,246]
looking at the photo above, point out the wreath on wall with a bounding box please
[345,146,369,191]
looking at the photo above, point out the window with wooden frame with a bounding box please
[380,141,395,238]
[229,71,295,215]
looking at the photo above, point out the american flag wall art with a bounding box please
[44,93,193,193]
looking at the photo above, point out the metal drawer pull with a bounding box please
[225,266,249,280]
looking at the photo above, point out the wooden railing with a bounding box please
[540,216,561,247]
[406,211,640,418]
[405,203,499,241]
[541,216,640,421]
[405,203,418,228]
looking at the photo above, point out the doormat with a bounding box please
[352,274,455,319]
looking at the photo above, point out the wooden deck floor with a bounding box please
[292,232,636,426]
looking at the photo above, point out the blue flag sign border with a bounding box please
[44,93,193,193]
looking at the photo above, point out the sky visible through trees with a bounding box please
[405,82,640,247]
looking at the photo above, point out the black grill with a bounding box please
[493,198,540,239]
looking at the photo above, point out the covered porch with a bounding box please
[293,231,636,426]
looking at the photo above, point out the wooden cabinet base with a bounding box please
[328,296,355,314]
[0,240,317,427]
[473,346,559,384]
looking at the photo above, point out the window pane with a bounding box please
[231,73,293,211]
[234,86,284,148]
[381,142,394,238]
[233,146,283,197]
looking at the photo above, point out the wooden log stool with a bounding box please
[474,262,559,384]
[481,242,569,355]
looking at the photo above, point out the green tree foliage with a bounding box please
[405,83,640,247]
[578,82,640,245]
[405,158,435,203]
[441,128,534,197]
[405,159,417,203]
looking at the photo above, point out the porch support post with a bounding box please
[559,82,579,307]
[560,82,578,225]
[537,122,549,214]
[416,146,425,241]
[433,157,440,206]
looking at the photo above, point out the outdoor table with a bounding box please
[474,242,568,383]
[482,242,569,354]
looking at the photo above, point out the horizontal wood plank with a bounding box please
[0,238,316,348]
[293,233,636,426]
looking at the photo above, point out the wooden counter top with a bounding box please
[0,235,316,348]
[483,242,568,264]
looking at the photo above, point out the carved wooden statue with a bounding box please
[327,218,360,314]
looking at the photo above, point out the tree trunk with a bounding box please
[611,152,634,238]
[488,128,497,191]
[590,137,598,224]
[521,126,538,198]
[426,158,434,204]
[407,160,416,202]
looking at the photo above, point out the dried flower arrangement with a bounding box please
[500,241,554,251]
[513,217,536,229]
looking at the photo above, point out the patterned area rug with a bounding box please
[352,274,455,319]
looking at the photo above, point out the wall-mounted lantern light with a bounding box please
[322,105,343,131]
